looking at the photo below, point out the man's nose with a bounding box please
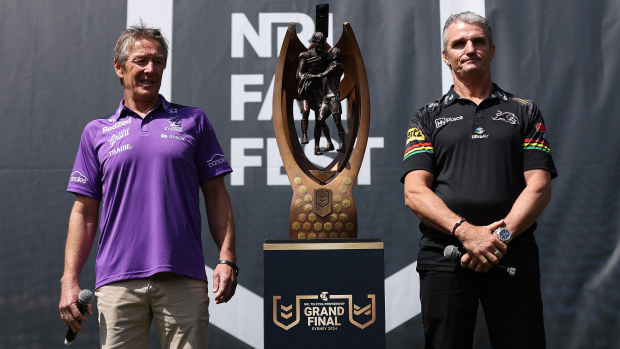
[144,60,154,73]
[464,40,476,53]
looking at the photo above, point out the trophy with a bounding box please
[272,4,370,239]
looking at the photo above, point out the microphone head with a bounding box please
[78,289,94,305]
[443,245,461,261]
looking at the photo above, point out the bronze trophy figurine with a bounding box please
[273,20,370,239]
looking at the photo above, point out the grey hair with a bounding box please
[442,11,493,51]
[114,20,168,68]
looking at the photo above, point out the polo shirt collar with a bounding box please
[108,94,171,122]
[443,83,508,106]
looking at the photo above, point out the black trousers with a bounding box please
[419,270,545,349]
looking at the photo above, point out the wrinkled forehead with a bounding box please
[128,38,165,57]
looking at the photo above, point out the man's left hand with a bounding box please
[457,220,507,273]
[213,263,237,304]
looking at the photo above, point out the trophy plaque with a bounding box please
[273,15,370,239]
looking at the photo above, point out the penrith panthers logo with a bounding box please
[492,110,519,125]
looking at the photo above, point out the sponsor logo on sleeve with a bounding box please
[207,153,228,167]
[536,123,547,132]
[69,171,88,184]
[406,128,425,143]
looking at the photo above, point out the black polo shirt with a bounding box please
[401,84,557,276]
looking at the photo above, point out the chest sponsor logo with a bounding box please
[108,128,130,146]
[492,110,519,125]
[69,171,88,184]
[406,128,425,143]
[161,133,186,141]
[471,127,489,139]
[103,118,132,134]
[435,115,464,128]
[207,153,228,168]
[109,144,133,157]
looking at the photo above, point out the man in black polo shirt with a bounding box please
[401,11,557,349]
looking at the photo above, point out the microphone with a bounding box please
[444,245,516,277]
[64,289,94,345]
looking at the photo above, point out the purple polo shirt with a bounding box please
[67,95,232,289]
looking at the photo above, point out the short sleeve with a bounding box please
[400,108,435,182]
[67,122,103,199]
[195,112,233,184]
[522,103,558,179]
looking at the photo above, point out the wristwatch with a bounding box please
[494,227,512,244]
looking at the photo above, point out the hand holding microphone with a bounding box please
[444,245,516,276]
[450,219,510,273]
[64,289,94,345]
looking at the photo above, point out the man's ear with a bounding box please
[114,60,124,86]
[114,60,124,79]
[442,50,451,68]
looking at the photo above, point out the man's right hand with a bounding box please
[59,281,91,333]
[455,220,508,273]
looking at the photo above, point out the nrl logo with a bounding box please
[314,189,332,217]
[272,293,376,331]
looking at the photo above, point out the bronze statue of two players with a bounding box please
[297,32,345,155]
[273,4,370,239]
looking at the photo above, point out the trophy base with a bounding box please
[264,238,386,349]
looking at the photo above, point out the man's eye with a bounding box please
[473,38,487,46]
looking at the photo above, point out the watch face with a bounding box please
[496,228,511,242]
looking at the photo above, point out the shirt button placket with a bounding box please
[141,115,149,134]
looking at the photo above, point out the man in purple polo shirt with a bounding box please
[58,23,238,348]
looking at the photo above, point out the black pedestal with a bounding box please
[264,239,386,349]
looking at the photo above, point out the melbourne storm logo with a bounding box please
[165,117,183,132]
[492,110,519,125]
